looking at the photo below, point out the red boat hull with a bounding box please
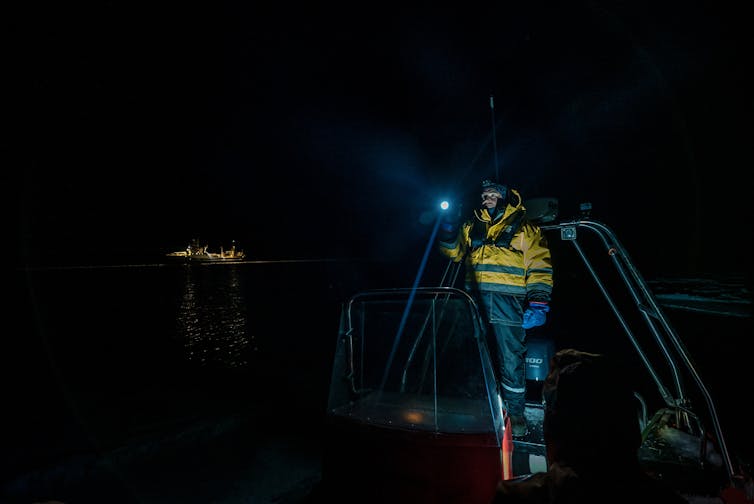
[319,417,502,504]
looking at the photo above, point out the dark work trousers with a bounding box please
[477,291,527,417]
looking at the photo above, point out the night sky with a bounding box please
[14,2,753,279]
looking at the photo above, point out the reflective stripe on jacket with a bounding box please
[438,188,553,302]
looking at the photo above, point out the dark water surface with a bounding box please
[9,259,753,503]
[9,260,398,503]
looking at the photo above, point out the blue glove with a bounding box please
[522,301,549,329]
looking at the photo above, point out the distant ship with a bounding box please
[166,239,245,262]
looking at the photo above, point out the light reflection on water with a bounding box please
[176,265,251,368]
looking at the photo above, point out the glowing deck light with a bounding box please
[404,410,424,424]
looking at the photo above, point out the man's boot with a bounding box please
[510,415,528,438]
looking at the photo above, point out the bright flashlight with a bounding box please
[440,200,450,210]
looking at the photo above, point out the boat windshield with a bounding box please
[327,288,503,438]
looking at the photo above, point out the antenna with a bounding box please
[490,95,499,180]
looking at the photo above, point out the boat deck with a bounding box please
[512,402,547,476]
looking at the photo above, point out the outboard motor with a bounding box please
[525,337,555,382]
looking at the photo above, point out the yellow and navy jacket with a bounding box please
[438,188,553,303]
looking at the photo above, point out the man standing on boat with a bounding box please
[438,178,554,437]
